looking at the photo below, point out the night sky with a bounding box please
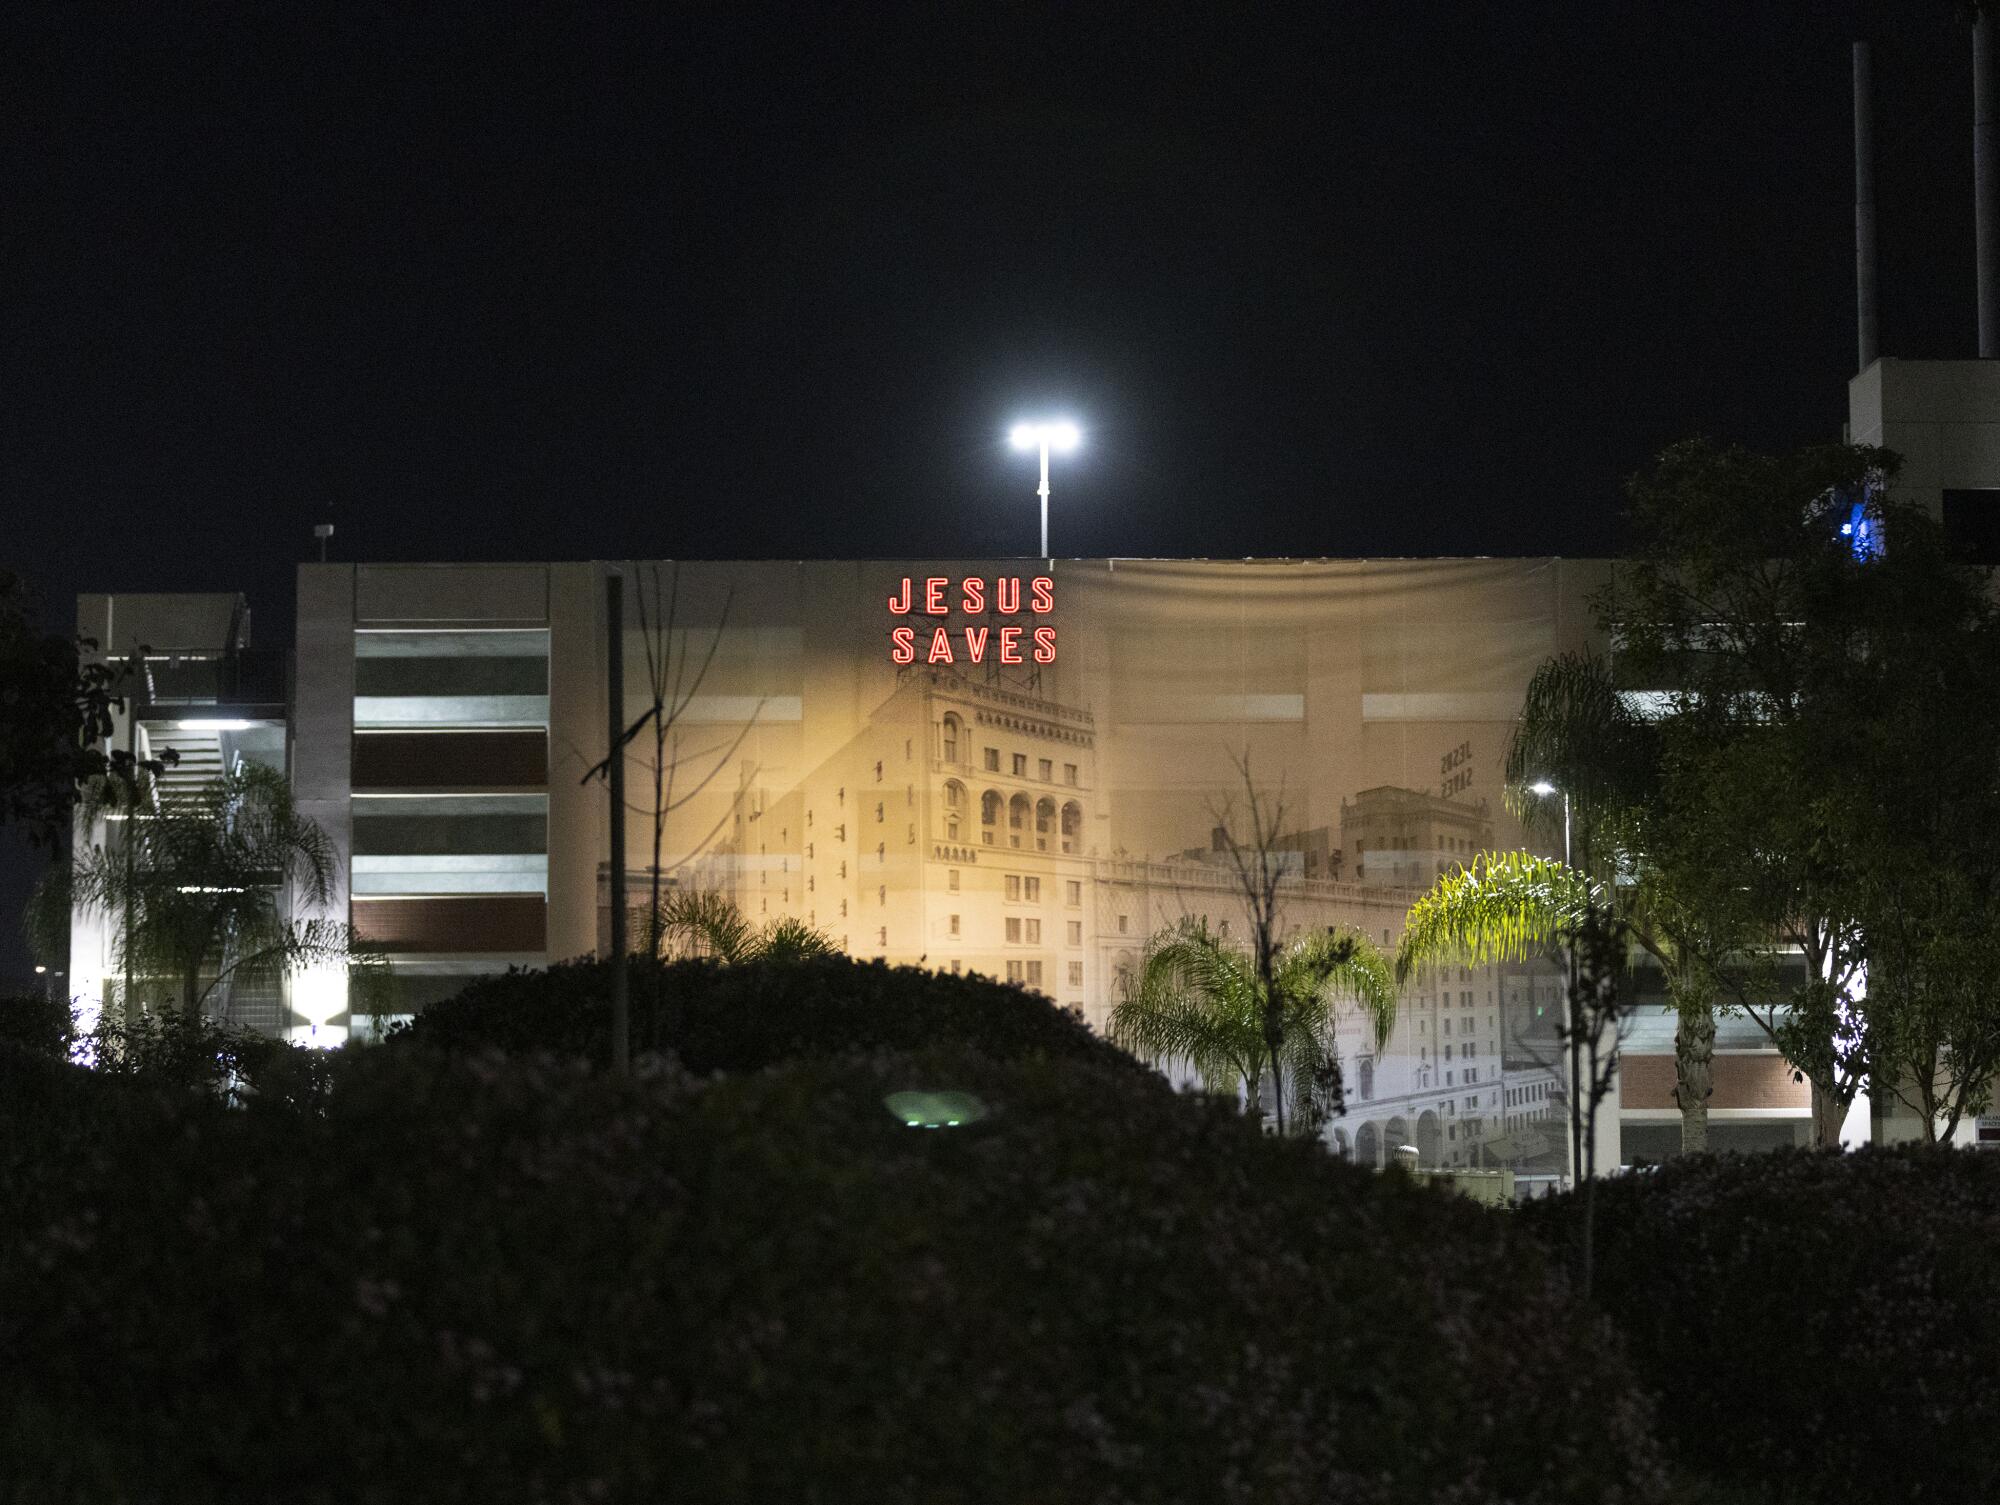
[1,1,1987,980]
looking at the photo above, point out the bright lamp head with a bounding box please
[1009,418,1082,452]
[1528,780,1559,797]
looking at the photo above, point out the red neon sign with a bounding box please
[888,575,1056,665]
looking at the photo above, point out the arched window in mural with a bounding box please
[1357,1056,1374,1101]
[1060,799,1082,853]
[1034,797,1055,851]
[1008,792,1030,848]
[941,713,961,763]
[981,790,1003,846]
[944,780,966,843]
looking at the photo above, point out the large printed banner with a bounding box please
[585,557,1602,1170]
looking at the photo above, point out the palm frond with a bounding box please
[1396,849,1596,983]
[654,887,754,963]
[1278,927,1401,1049]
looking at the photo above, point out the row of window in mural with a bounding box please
[940,781,1084,852]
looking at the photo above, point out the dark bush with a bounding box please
[390,953,1147,1076]
[1,1046,1668,1504]
[0,992,73,1058]
[1519,1146,2000,1502]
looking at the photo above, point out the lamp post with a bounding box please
[1008,419,1081,559]
[1529,779,1580,1187]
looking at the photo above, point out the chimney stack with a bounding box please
[1855,41,1879,371]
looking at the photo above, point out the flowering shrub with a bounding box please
[1,1047,1669,1504]
[1519,1146,2000,1502]
[390,953,1147,1076]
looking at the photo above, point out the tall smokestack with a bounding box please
[1979,14,1999,356]
[1855,41,1879,371]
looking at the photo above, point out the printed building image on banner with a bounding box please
[531,557,1600,1175]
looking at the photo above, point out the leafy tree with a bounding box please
[1111,916,1396,1135]
[1399,652,1747,1156]
[0,572,130,849]
[27,762,374,1020]
[1612,438,1999,1145]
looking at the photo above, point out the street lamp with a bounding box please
[1008,418,1081,559]
[1529,778,1580,1188]
[1527,779,1571,869]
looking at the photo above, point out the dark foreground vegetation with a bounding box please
[2,960,1995,1503]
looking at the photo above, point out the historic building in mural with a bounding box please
[70,553,1864,1171]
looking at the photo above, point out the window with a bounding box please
[949,914,960,936]
[1067,961,1083,987]
[1005,874,1022,901]
[1064,763,1078,785]
[1011,753,1027,776]
[1006,960,1024,983]
[1006,918,1022,943]
[950,960,961,974]
[981,790,1002,844]
[942,714,960,762]
[877,885,886,905]
[1117,914,1128,935]
[874,761,882,781]
[874,802,883,822]
[984,747,1000,771]
[946,817,959,841]
[1066,880,1081,906]
[1024,876,1040,902]
[1025,919,1041,944]
[877,927,887,946]
[1038,758,1052,781]
[947,868,960,892]
[1026,960,1042,987]
[1066,920,1082,945]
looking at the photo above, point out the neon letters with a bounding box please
[888,575,1057,665]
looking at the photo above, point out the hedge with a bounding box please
[1,1046,1668,1504]
[389,953,1147,1076]
[1518,1146,2000,1502]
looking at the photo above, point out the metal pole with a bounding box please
[1038,442,1050,558]
[1980,16,2000,356]
[606,570,630,1074]
[1563,792,1582,1188]
[121,697,138,1028]
[1854,42,1879,371]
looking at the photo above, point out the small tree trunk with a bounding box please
[1672,981,1715,1155]
[1810,1080,1845,1147]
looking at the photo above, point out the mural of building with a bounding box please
[68,554,1845,1170]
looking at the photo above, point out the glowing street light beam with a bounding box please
[1009,418,1081,559]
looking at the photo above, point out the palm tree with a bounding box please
[30,762,371,1021]
[650,888,835,964]
[1397,652,1740,1154]
[1110,917,1398,1135]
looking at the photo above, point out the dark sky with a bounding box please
[0,1,1986,980]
